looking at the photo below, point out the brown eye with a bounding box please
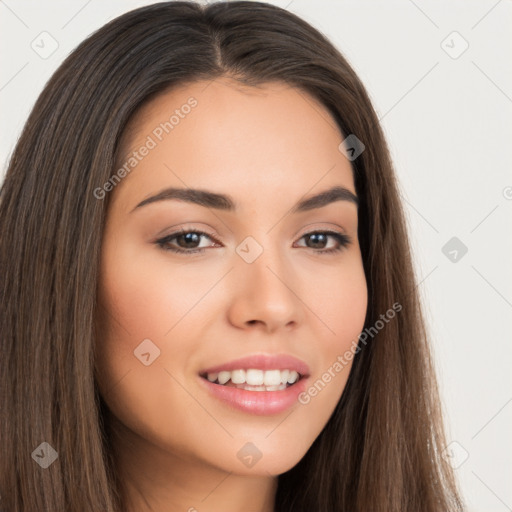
[297,231,351,254]
[155,229,351,256]
[175,232,202,249]
[155,229,219,254]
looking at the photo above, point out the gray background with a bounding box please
[1,1,511,510]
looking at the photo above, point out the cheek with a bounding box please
[94,241,181,406]
[98,243,205,340]
[94,245,207,460]
[302,252,368,350]
[261,253,366,443]
[298,255,367,405]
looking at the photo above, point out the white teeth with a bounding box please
[287,371,299,384]
[217,371,231,385]
[263,369,281,386]
[246,369,264,386]
[230,369,245,384]
[205,369,302,387]
[265,384,286,391]
[231,383,287,392]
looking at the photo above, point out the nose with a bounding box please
[226,246,304,333]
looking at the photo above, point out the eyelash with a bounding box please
[155,228,351,255]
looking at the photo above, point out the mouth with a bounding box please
[197,354,310,415]
[199,368,304,392]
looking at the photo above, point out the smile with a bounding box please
[198,354,310,415]
[203,368,301,391]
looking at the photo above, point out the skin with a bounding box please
[95,76,368,512]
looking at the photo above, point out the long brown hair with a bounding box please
[0,2,463,510]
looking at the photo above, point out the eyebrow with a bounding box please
[131,185,358,213]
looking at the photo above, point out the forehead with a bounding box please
[112,77,356,211]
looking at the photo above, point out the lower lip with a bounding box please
[198,376,308,415]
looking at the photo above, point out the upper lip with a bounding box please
[200,353,310,377]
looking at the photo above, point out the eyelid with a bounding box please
[294,223,347,239]
[154,225,219,241]
[294,229,351,252]
[155,224,351,256]
[155,224,348,244]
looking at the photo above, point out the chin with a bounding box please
[205,432,314,477]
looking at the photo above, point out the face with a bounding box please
[95,77,367,478]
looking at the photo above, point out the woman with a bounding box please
[0,2,464,511]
